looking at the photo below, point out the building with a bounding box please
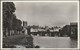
[50,28,60,37]
[70,22,77,39]
[22,21,28,35]
[23,21,27,28]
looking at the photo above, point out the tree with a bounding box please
[3,2,16,36]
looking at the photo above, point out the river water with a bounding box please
[33,36,77,48]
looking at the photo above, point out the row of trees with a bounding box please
[59,24,77,40]
[59,25,70,37]
[3,2,22,37]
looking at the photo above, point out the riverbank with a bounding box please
[3,34,33,48]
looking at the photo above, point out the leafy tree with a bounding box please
[3,2,16,36]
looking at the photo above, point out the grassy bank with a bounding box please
[3,34,33,48]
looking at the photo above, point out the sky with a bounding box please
[14,2,78,27]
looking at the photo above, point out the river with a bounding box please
[33,36,77,48]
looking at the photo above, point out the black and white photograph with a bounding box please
[2,1,79,48]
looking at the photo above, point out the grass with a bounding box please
[3,34,33,48]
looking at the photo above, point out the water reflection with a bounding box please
[70,39,77,48]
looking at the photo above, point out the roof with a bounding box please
[70,23,77,25]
